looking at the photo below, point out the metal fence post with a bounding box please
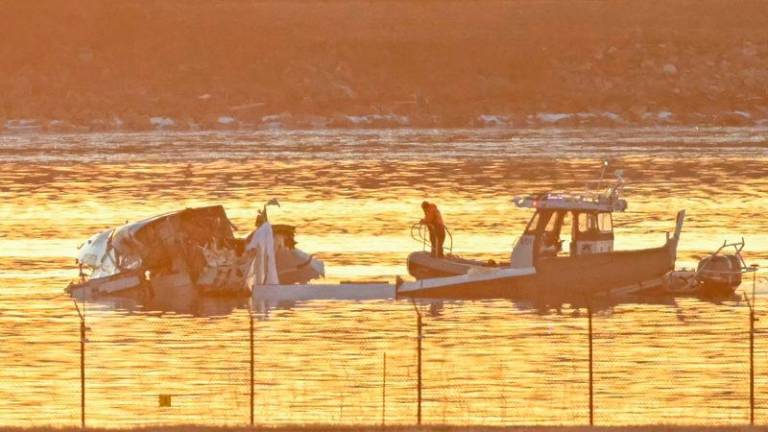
[417,311,423,425]
[750,300,755,426]
[746,266,758,426]
[249,306,255,427]
[73,300,86,429]
[382,352,387,427]
[588,305,594,427]
[411,300,423,426]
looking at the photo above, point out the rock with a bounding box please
[742,46,758,57]
[4,119,41,133]
[260,113,292,129]
[663,63,678,75]
[476,114,509,127]
[149,116,175,129]
[719,111,753,126]
[536,112,572,123]
[217,116,236,125]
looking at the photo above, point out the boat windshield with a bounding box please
[525,210,575,258]
[578,212,613,235]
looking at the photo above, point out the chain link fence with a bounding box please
[5,275,768,428]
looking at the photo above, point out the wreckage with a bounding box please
[67,203,324,308]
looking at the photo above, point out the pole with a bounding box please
[588,305,594,427]
[73,300,85,429]
[80,317,85,429]
[409,299,424,425]
[750,302,755,426]
[745,264,758,426]
[249,308,255,426]
[752,266,758,306]
[382,352,387,427]
[417,311,423,426]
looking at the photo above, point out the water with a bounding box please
[1,127,768,427]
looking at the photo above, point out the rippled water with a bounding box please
[1,127,768,427]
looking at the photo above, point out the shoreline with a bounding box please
[2,426,767,431]
[2,117,768,135]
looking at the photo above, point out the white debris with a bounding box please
[217,116,236,125]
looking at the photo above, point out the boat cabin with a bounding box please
[509,188,627,268]
[525,208,614,257]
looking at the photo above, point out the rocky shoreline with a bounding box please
[2,1,767,133]
[3,110,766,134]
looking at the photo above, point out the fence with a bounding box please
[5,273,768,428]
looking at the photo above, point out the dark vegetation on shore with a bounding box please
[2,0,767,132]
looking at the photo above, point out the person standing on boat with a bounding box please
[420,201,446,258]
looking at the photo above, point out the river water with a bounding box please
[1,127,767,427]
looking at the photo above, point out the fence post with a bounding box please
[382,352,387,427]
[249,306,255,427]
[411,300,423,426]
[73,300,86,429]
[750,299,755,426]
[746,266,758,426]
[588,305,594,427]
[417,310,423,426]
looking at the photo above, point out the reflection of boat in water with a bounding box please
[66,203,324,311]
[400,170,687,300]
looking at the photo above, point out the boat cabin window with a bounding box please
[524,211,541,234]
[578,213,596,233]
[559,211,574,254]
[526,210,615,259]
[525,210,576,258]
[578,212,613,234]
[598,212,612,233]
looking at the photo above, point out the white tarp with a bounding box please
[244,222,279,288]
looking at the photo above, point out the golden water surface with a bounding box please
[1,128,767,427]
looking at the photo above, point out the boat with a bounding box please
[66,202,325,310]
[399,170,686,300]
[661,238,754,296]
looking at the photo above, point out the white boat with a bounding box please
[399,170,687,300]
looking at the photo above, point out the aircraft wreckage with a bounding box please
[67,201,325,309]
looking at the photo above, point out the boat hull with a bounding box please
[403,242,676,300]
[407,251,498,279]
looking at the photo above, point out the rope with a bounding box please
[410,221,453,255]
